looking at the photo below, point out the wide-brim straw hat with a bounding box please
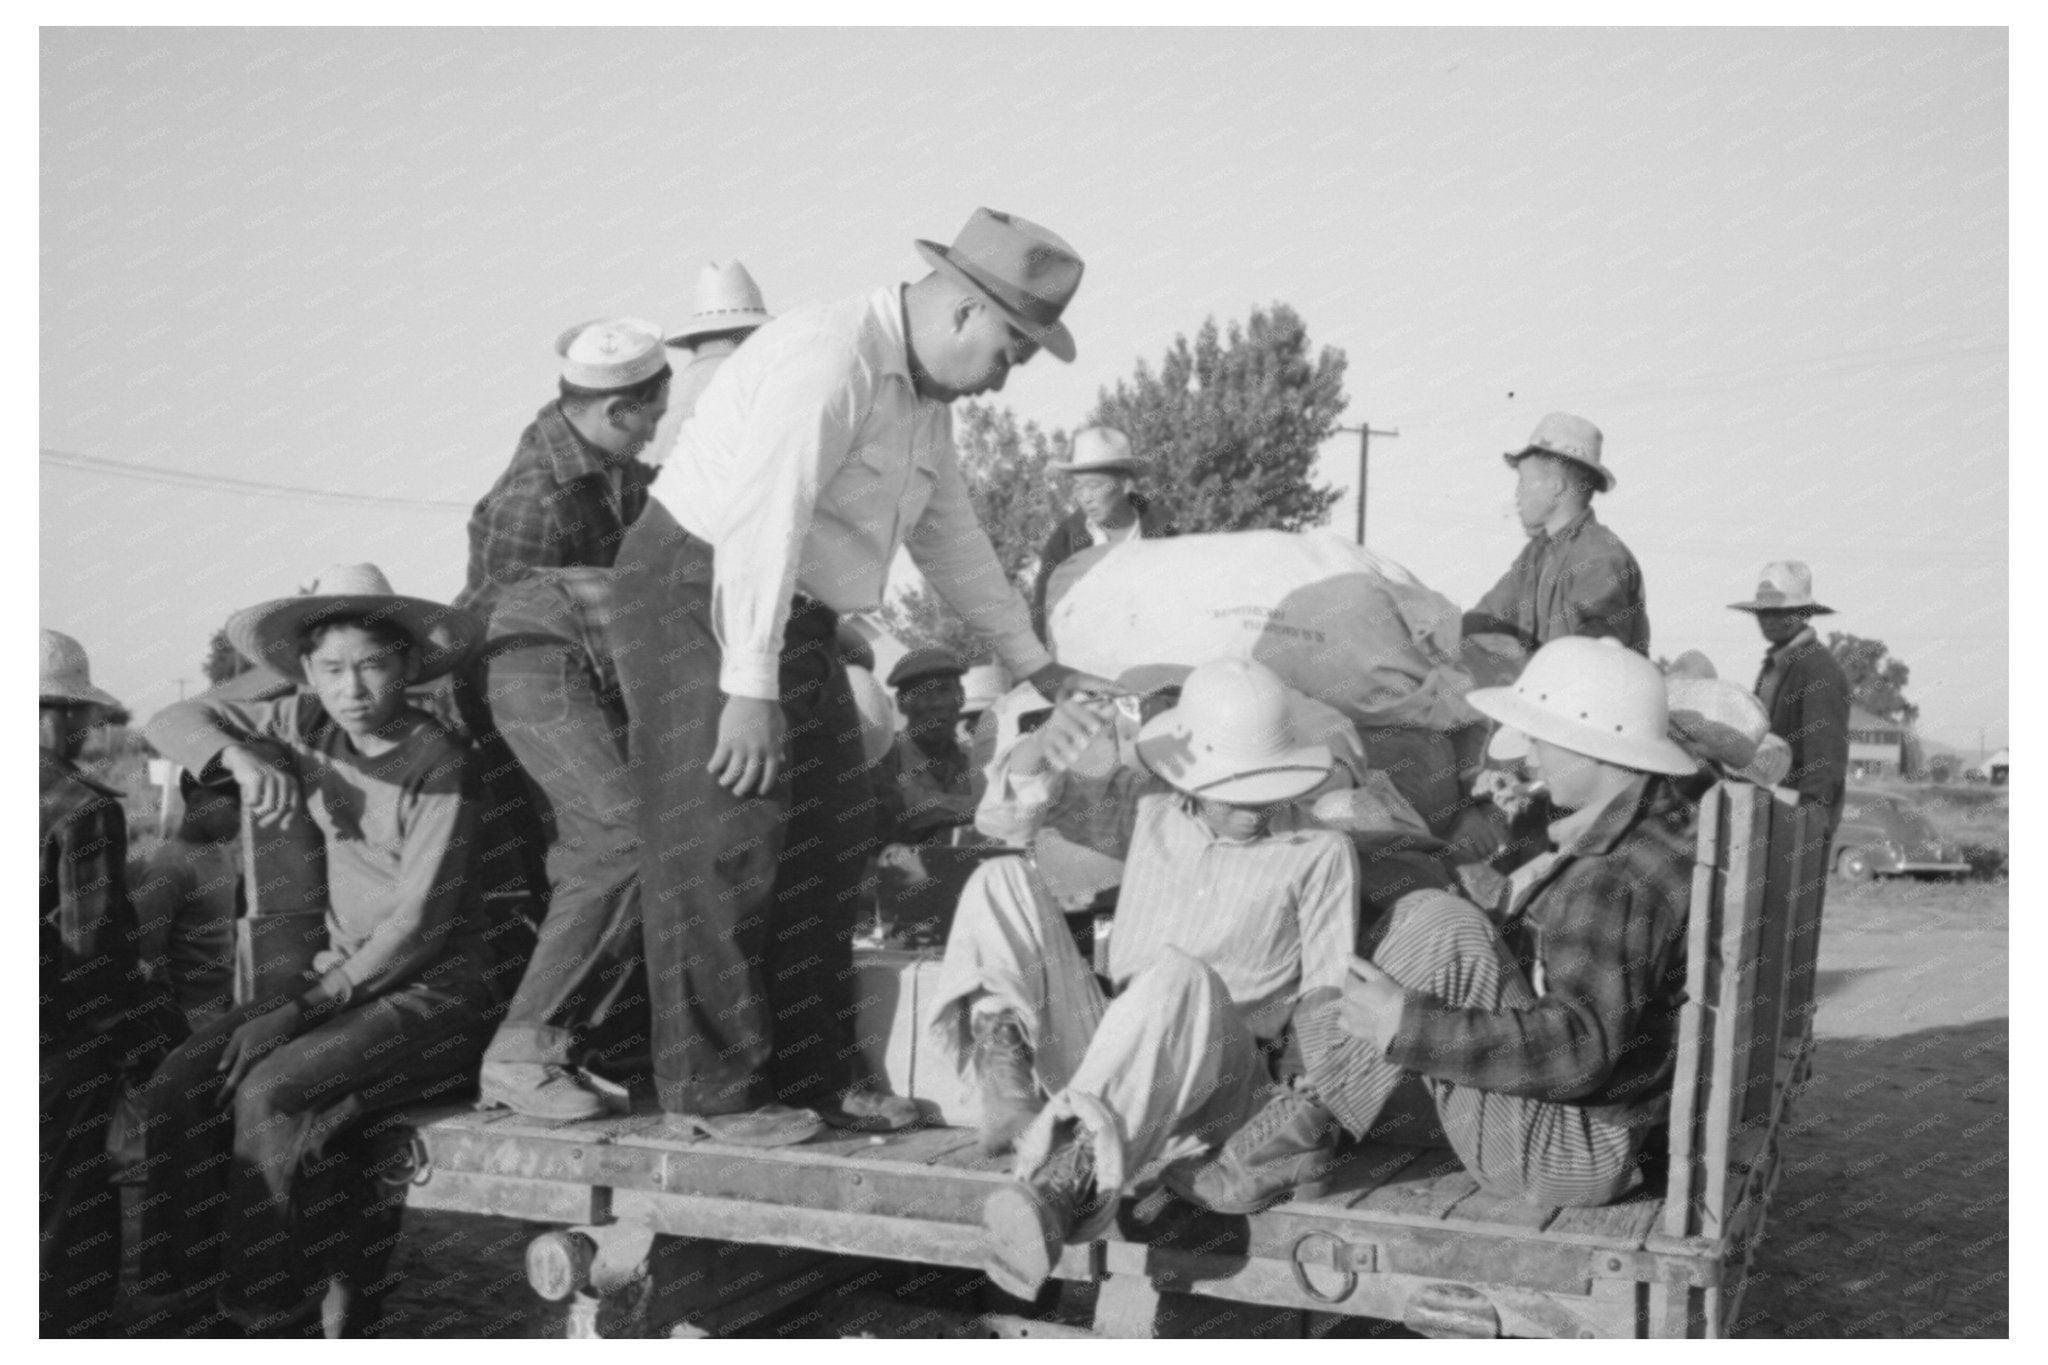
[667,261,773,345]
[1666,674,1783,785]
[225,563,483,685]
[1468,636,1697,776]
[1052,426,1143,478]
[1135,658,1333,805]
[1503,411,1615,493]
[915,207,1082,363]
[39,629,123,710]
[1728,560,1835,615]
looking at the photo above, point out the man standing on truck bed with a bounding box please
[1730,560,1851,840]
[608,208,1108,1146]
[1462,412,1650,656]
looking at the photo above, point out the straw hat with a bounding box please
[225,564,483,685]
[1135,659,1334,804]
[667,261,773,346]
[39,629,123,710]
[1728,561,1835,615]
[1467,637,1697,776]
[555,317,668,391]
[914,208,1083,363]
[1503,412,1615,493]
[1660,658,1793,787]
[1051,426,1143,478]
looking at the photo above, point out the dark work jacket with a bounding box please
[1754,628,1851,830]
[40,750,145,1052]
[1030,493,1176,642]
[1463,507,1650,656]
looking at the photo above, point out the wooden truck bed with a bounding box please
[378,783,1828,1339]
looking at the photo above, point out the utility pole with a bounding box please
[177,677,188,701]
[1336,423,1400,545]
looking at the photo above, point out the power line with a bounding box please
[41,447,472,512]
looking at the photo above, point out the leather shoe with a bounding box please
[970,1008,1043,1154]
[982,1125,1104,1300]
[816,1087,923,1133]
[662,1103,824,1147]
[1163,1084,1342,1214]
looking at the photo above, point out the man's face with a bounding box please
[609,385,670,458]
[1195,796,1277,842]
[1753,609,1808,646]
[898,674,965,742]
[303,625,413,740]
[938,301,1039,399]
[40,703,100,762]
[1070,472,1133,524]
[1527,736,1603,811]
[1513,456,1565,534]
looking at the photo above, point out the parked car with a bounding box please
[1830,788,1971,879]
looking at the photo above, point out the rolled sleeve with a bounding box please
[907,454,1053,680]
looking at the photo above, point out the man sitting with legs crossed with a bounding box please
[926,659,1361,1298]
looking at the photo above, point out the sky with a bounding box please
[39,26,2009,753]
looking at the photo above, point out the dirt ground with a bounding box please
[349,871,2012,1339]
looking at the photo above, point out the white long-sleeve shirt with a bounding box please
[653,285,1053,700]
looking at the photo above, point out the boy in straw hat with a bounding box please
[643,259,775,468]
[39,629,156,1338]
[1029,425,1175,641]
[607,207,1109,1144]
[927,658,1361,1298]
[1731,560,1851,838]
[137,566,510,1335]
[1463,411,1650,657]
[1169,637,1700,1216]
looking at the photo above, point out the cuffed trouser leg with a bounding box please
[481,636,643,1066]
[926,855,1108,1098]
[1296,890,1640,1206]
[1012,950,1267,1214]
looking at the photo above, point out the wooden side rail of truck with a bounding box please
[240,781,1828,1338]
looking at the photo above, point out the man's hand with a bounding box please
[220,742,300,829]
[1024,662,1120,702]
[1340,955,1408,1052]
[217,1002,305,1103]
[1020,695,1122,776]
[710,695,787,798]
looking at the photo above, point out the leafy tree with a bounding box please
[1826,632,1919,725]
[203,625,253,686]
[1086,303,1348,534]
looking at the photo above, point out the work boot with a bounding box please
[816,1085,924,1133]
[661,1103,825,1147]
[970,1008,1043,1154]
[478,1060,610,1122]
[981,1125,1106,1301]
[1162,1084,1343,1214]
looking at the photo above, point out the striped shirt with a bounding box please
[976,752,1359,1040]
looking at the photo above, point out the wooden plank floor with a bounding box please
[400,1102,1667,1264]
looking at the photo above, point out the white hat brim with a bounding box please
[666,310,773,345]
[1467,685,1698,777]
[1133,711,1333,805]
[1052,459,1143,477]
[227,593,482,685]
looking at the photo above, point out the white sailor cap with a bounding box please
[555,317,668,391]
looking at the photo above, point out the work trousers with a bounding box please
[40,1032,124,1338]
[610,507,871,1115]
[477,587,645,1067]
[135,968,493,1327]
[1296,890,1642,1207]
[929,857,1269,1209]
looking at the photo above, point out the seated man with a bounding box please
[926,659,1361,1299]
[1169,636,1700,1215]
[138,565,509,1336]
[879,646,982,843]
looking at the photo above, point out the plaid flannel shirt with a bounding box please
[454,401,655,618]
[1385,773,1695,1126]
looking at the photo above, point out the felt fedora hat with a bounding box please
[40,629,123,710]
[1052,426,1143,478]
[1468,636,1697,777]
[1728,561,1835,615]
[915,208,1083,363]
[1136,659,1333,805]
[1503,412,1615,493]
[668,261,773,345]
[226,563,483,686]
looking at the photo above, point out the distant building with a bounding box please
[1847,705,1907,779]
